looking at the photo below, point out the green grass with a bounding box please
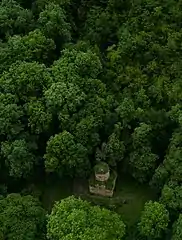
[40,177,73,211]
[114,174,157,226]
[24,176,73,212]
[25,174,156,226]
[81,174,156,227]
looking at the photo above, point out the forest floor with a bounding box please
[29,174,156,227]
[114,175,156,226]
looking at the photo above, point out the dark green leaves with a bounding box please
[38,3,71,43]
[0,93,23,138]
[0,61,52,102]
[0,0,34,38]
[1,139,35,178]
[44,131,90,177]
[0,194,46,240]
[138,201,169,239]
[172,214,182,240]
[0,29,55,73]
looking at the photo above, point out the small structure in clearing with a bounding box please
[89,162,117,197]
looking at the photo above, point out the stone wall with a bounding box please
[89,185,113,197]
[95,171,110,182]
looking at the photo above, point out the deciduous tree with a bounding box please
[1,139,36,178]
[160,182,182,214]
[0,29,55,73]
[26,99,52,134]
[44,131,89,176]
[47,196,125,240]
[0,93,23,138]
[0,0,34,38]
[172,214,182,240]
[38,3,71,44]
[0,193,46,240]
[0,61,52,102]
[138,201,169,239]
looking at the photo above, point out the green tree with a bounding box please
[44,82,85,124]
[160,182,182,214]
[49,46,109,155]
[129,123,158,182]
[0,61,52,102]
[0,193,46,240]
[0,29,55,73]
[83,6,119,47]
[151,129,182,191]
[0,0,34,38]
[129,147,158,183]
[116,98,136,128]
[51,48,102,81]
[38,3,71,43]
[132,123,152,148]
[150,164,169,191]
[1,139,36,178]
[26,99,52,134]
[33,0,72,13]
[138,201,169,239]
[47,196,125,240]
[44,131,89,177]
[0,93,23,138]
[172,214,182,240]
[73,115,101,152]
[104,123,125,166]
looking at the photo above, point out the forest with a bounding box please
[0,0,182,239]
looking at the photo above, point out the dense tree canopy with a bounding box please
[0,193,46,240]
[138,201,169,239]
[0,61,52,102]
[1,139,36,178]
[0,93,23,138]
[0,0,34,38]
[44,131,89,176]
[47,196,125,240]
[38,3,71,43]
[172,214,182,240]
[0,29,55,73]
[0,0,182,239]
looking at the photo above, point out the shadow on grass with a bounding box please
[22,173,156,228]
[114,174,157,226]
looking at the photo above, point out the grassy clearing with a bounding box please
[24,174,156,226]
[40,177,73,211]
[114,174,156,226]
[80,174,156,226]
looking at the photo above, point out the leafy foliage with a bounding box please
[0,193,46,240]
[83,6,119,46]
[26,99,52,134]
[172,214,182,240]
[38,3,71,43]
[0,0,182,238]
[0,0,34,38]
[0,29,55,73]
[129,123,158,182]
[1,139,36,178]
[138,201,169,239]
[47,196,125,240]
[160,182,182,215]
[44,131,89,176]
[0,61,52,102]
[0,93,23,138]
